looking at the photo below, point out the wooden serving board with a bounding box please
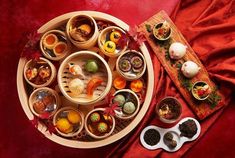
[139,10,225,120]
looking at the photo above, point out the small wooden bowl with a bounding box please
[29,87,60,118]
[40,30,71,61]
[58,51,112,105]
[155,97,182,124]
[116,50,146,80]
[66,14,99,49]
[84,108,115,139]
[23,57,56,88]
[98,26,128,58]
[192,81,211,101]
[153,21,172,41]
[113,89,140,120]
[53,106,85,137]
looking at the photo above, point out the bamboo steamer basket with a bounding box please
[17,11,154,148]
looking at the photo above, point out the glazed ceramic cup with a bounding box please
[153,21,172,41]
[155,97,182,124]
[23,57,56,88]
[66,14,99,49]
[53,106,85,137]
[40,30,71,61]
[191,81,211,101]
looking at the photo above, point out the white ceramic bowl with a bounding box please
[53,106,85,137]
[23,57,56,88]
[84,108,115,139]
[58,51,112,105]
[116,50,146,80]
[66,14,99,49]
[40,30,71,61]
[29,87,60,118]
[98,26,128,58]
[113,89,140,120]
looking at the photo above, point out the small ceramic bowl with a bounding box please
[66,14,99,49]
[153,21,172,41]
[155,97,182,124]
[23,57,56,88]
[116,50,146,80]
[192,81,211,100]
[98,26,128,58]
[40,30,71,61]
[53,107,84,137]
[85,108,115,139]
[112,89,140,120]
[29,87,60,119]
[58,51,112,105]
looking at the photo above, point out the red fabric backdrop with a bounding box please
[0,0,235,158]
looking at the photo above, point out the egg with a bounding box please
[181,61,200,78]
[169,42,187,59]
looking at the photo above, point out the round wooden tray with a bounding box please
[17,11,154,148]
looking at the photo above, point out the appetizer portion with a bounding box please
[153,21,171,40]
[181,61,200,78]
[117,50,146,80]
[192,81,211,100]
[169,42,187,60]
[163,132,177,149]
[143,128,161,146]
[156,97,182,123]
[85,108,115,139]
[53,107,84,137]
[179,119,198,138]
[98,26,128,57]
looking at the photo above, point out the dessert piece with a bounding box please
[38,67,51,80]
[68,64,85,78]
[181,61,200,78]
[123,102,136,114]
[143,129,160,146]
[130,79,144,93]
[113,94,126,106]
[192,81,211,100]
[97,122,108,133]
[163,132,177,149]
[68,78,85,96]
[86,77,103,97]
[85,59,99,73]
[104,41,116,53]
[56,118,73,134]
[179,119,197,138]
[33,101,45,114]
[113,76,126,89]
[110,30,122,43]
[169,42,187,59]
[53,42,67,56]
[90,112,101,123]
[42,33,58,49]
[67,110,81,124]
[119,59,131,72]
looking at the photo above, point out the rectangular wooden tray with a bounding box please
[139,10,225,120]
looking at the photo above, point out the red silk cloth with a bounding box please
[1,0,235,158]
